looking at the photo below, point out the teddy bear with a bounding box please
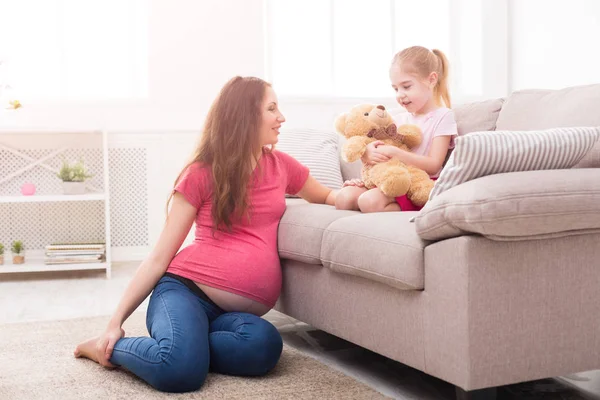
[334,103,434,207]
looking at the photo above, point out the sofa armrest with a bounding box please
[415,169,600,241]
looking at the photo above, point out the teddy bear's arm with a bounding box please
[398,124,423,149]
[342,136,373,163]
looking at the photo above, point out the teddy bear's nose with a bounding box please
[377,105,385,111]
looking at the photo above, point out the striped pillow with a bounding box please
[276,128,343,195]
[430,127,600,200]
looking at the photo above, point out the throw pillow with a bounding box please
[276,128,343,196]
[429,126,600,200]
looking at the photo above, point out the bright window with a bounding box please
[0,0,148,101]
[265,0,494,100]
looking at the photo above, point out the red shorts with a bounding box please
[395,177,437,211]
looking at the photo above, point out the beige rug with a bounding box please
[0,312,388,400]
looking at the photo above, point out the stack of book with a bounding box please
[44,242,106,265]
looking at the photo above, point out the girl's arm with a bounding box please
[375,135,452,176]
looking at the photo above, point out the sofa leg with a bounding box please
[455,386,497,400]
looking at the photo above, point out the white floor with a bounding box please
[1,262,599,400]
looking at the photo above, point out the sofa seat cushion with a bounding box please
[321,212,427,290]
[278,200,358,264]
[415,169,600,241]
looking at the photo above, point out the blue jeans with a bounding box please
[110,275,283,393]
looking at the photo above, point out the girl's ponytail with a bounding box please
[432,49,451,108]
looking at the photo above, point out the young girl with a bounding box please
[335,46,457,213]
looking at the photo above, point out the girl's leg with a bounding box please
[110,277,213,393]
[335,186,368,210]
[208,312,283,376]
[357,188,400,213]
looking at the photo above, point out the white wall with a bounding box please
[3,0,600,261]
[510,0,600,91]
[0,0,268,261]
[0,0,265,131]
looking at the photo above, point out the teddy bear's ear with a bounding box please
[334,113,348,135]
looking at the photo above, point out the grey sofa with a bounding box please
[275,83,600,399]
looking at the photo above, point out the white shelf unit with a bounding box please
[0,128,112,278]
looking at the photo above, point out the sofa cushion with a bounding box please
[453,98,504,136]
[277,128,344,194]
[429,127,600,200]
[415,169,600,241]
[278,200,357,264]
[496,84,600,168]
[321,212,427,290]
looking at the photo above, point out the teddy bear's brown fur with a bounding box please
[335,104,434,206]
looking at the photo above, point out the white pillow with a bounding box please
[429,127,600,200]
[276,128,343,195]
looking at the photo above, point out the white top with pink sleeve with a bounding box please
[392,107,458,177]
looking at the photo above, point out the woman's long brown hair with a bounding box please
[166,76,270,232]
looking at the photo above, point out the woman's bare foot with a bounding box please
[74,328,125,367]
[74,336,102,363]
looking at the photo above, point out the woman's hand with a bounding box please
[342,179,365,188]
[95,325,125,367]
[361,141,389,165]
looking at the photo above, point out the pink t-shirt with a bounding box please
[167,149,310,308]
[392,107,458,177]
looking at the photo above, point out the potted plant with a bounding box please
[11,240,24,264]
[0,243,4,265]
[56,159,93,195]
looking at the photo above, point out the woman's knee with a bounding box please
[249,317,283,375]
[149,337,210,392]
[215,313,283,376]
[151,359,209,393]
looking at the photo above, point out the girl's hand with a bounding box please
[372,145,400,159]
[342,179,365,188]
[361,141,389,165]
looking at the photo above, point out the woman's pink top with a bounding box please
[167,149,309,308]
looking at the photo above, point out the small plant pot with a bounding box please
[12,253,25,264]
[62,181,86,195]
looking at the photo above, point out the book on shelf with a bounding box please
[45,258,104,265]
[45,242,106,251]
[44,242,106,265]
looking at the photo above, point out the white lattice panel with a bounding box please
[109,148,148,247]
[0,202,105,250]
[0,148,104,196]
[0,132,150,251]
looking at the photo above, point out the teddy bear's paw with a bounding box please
[408,191,430,207]
[378,170,411,198]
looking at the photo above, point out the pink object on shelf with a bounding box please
[21,183,36,196]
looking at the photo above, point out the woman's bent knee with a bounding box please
[253,321,283,375]
[151,361,208,393]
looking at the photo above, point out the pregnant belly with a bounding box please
[194,281,271,316]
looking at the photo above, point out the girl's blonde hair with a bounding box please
[392,46,451,108]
